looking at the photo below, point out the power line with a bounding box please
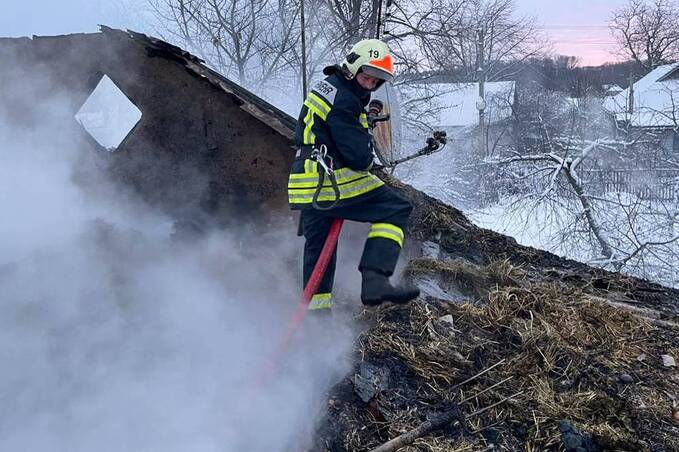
[537,25,611,30]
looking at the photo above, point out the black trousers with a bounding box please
[301,186,412,308]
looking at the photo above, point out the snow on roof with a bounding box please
[604,64,679,128]
[400,81,515,129]
[603,84,623,94]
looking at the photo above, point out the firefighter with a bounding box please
[288,38,420,311]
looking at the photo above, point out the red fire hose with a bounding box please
[253,218,344,389]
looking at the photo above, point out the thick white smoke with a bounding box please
[0,75,355,452]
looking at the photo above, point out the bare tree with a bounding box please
[392,0,546,82]
[148,0,388,91]
[610,0,679,71]
[148,0,544,95]
[490,85,679,287]
[253,0,303,88]
[149,0,302,88]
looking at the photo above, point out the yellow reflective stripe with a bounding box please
[289,176,382,197]
[368,229,404,246]
[304,101,328,121]
[371,223,404,239]
[303,108,316,145]
[359,112,369,128]
[288,175,368,189]
[289,174,316,181]
[335,166,368,178]
[302,92,332,145]
[304,95,331,122]
[308,293,333,310]
[367,223,404,247]
[303,159,318,174]
[308,92,332,115]
[288,176,318,187]
[288,176,384,203]
[288,156,384,205]
[288,165,370,188]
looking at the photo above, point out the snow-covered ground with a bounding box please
[468,195,679,288]
[469,199,588,259]
[398,133,678,289]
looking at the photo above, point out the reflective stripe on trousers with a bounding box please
[367,222,404,247]
[308,293,333,310]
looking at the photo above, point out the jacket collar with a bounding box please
[324,65,371,105]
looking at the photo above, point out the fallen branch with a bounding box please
[584,294,679,328]
[368,406,464,452]
[368,391,524,452]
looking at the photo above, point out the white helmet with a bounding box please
[341,39,395,82]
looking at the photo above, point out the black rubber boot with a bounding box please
[360,269,420,306]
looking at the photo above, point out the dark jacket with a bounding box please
[288,66,384,209]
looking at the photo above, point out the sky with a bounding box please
[518,0,628,66]
[1,0,627,66]
[0,0,152,38]
[0,0,626,65]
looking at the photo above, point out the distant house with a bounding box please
[438,81,516,156]
[602,84,623,97]
[428,82,515,133]
[604,63,679,152]
[394,80,516,157]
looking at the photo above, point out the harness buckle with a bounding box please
[311,144,334,175]
[309,144,340,211]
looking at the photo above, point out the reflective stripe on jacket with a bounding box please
[288,160,384,206]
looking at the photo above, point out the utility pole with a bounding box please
[376,0,384,39]
[627,70,634,116]
[300,0,308,102]
[476,26,486,158]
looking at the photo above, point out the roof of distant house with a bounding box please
[602,84,623,94]
[603,64,679,128]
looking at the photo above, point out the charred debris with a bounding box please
[317,175,679,451]
[1,28,677,451]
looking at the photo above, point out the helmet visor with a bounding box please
[361,65,394,82]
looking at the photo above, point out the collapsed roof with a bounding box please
[315,175,679,451]
[0,26,297,223]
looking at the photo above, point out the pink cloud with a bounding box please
[548,26,622,66]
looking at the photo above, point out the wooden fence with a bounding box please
[580,169,679,201]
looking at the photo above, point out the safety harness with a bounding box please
[310,145,341,211]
